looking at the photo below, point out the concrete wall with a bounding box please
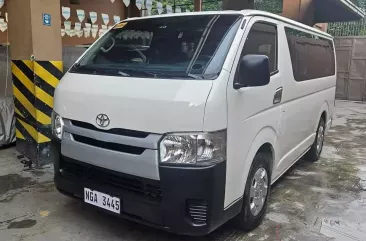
[314,23,328,32]
[0,46,12,98]
[62,46,87,71]
[60,0,127,46]
[0,0,9,45]
[282,0,315,26]
[30,0,63,61]
[0,45,88,98]
[0,0,128,46]
[0,0,331,46]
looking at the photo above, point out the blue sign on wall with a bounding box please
[43,13,51,26]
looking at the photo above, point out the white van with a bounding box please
[51,10,336,235]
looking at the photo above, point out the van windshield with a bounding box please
[70,14,243,80]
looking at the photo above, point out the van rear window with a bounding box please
[71,14,243,80]
[285,27,335,82]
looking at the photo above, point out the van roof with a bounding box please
[124,10,333,39]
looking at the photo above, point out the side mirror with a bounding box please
[234,55,270,90]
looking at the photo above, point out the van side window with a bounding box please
[241,22,278,73]
[285,27,335,82]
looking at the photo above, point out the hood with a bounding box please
[54,73,213,134]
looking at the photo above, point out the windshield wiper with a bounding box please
[108,68,155,78]
[125,69,157,77]
[182,74,203,80]
[130,71,203,80]
[73,62,81,69]
[70,64,101,74]
[71,65,206,79]
[114,67,203,79]
[152,73,203,80]
[118,71,130,77]
[71,65,121,76]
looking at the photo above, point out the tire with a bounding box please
[305,117,325,162]
[233,152,271,231]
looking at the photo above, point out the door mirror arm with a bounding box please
[233,82,246,90]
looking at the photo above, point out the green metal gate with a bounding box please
[328,18,366,37]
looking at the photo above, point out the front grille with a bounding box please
[187,200,208,226]
[72,134,145,155]
[60,157,162,200]
[71,120,150,138]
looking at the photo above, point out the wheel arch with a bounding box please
[240,126,276,193]
[257,142,275,172]
[314,101,329,132]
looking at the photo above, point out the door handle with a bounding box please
[273,87,283,104]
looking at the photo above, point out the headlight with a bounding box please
[51,111,64,140]
[159,130,226,166]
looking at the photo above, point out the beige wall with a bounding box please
[8,0,62,61]
[32,0,63,61]
[0,0,129,46]
[0,0,9,45]
[314,23,328,32]
[60,0,127,46]
[283,0,315,26]
[1,0,331,47]
[7,0,32,60]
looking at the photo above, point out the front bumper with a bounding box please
[51,141,241,235]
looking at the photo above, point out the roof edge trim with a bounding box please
[340,0,365,18]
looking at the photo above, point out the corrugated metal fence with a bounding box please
[334,37,366,101]
[328,12,366,101]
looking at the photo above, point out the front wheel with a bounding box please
[233,153,271,231]
[305,117,325,162]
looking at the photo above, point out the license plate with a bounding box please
[84,188,121,214]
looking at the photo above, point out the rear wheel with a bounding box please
[305,117,325,162]
[234,153,271,231]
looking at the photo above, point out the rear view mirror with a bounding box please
[234,55,270,90]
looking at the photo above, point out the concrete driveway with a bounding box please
[1,101,366,241]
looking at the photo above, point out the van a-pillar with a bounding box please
[8,0,63,166]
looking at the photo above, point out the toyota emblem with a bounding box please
[96,114,110,127]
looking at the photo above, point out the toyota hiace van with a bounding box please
[51,10,336,235]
